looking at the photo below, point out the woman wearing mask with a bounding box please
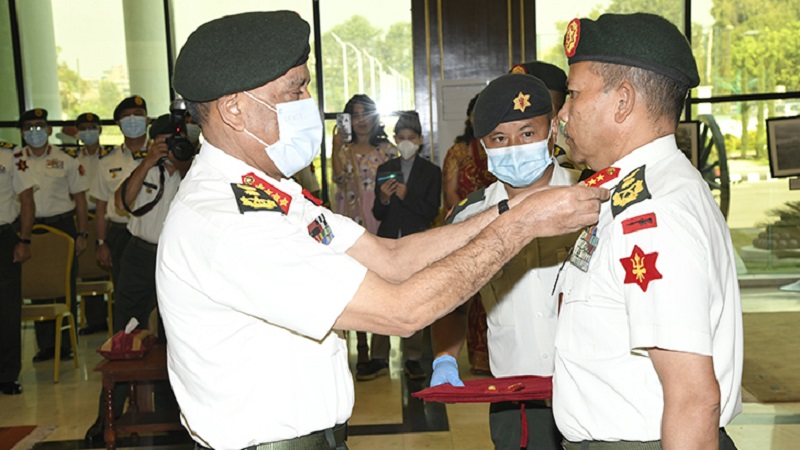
[356,111,441,381]
[332,94,396,371]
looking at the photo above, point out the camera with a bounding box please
[166,98,196,162]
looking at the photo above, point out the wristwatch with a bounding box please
[497,199,509,215]
[76,231,89,238]
[96,239,105,246]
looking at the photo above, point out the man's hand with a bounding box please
[96,243,112,267]
[13,242,31,263]
[144,136,169,168]
[519,184,610,237]
[75,235,87,255]
[430,355,464,387]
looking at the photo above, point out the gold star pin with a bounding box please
[513,92,531,113]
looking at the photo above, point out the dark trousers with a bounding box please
[0,223,22,383]
[81,221,131,329]
[33,212,78,353]
[489,400,561,450]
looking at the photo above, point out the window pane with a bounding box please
[170,1,316,100]
[692,0,800,96]
[42,0,170,135]
[536,1,684,70]
[319,0,414,115]
[0,1,18,132]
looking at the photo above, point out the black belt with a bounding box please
[195,423,347,450]
[36,210,74,225]
[562,427,732,450]
[108,220,128,229]
[131,236,158,252]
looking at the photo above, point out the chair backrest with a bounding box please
[77,220,110,279]
[21,224,74,301]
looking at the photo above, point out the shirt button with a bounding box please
[542,353,549,360]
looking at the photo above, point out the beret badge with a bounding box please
[513,92,531,113]
[564,18,581,57]
[134,96,143,106]
[510,64,527,74]
[34,109,44,117]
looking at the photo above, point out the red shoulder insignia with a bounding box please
[584,167,620,187]
[242,172,291,214]
[620,245,662,292]
[302,189,322,206]
[621,213,657,235]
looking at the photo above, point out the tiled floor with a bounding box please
[2,285,800,449]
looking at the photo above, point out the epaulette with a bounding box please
[445,188,486,224]
[230,183,284,214]
[99,145,116,159]
[611,165,651,218]
[60,146,79,158]
[0,141,16,150]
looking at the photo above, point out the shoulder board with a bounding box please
[99,145,116,159]
[553,144,566,157]
[60,146,79,158]
[0,141,16,150]
[231,183,284,214]
[611,165,651,218]
[445,188,486,224]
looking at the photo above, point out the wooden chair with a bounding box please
[21,224,80,383]
[76,221,115,337]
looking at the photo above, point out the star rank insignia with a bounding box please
[241,172,291,214]
[611,165,650,218]
[513,92,532,113]
[230,183,283,214]
[16,159,28,171]
[584,167,620,187]
[620,245,662,292]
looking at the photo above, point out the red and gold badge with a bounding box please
[241,172,292,214]
[513,92,531,113]
[510,64,527,74]
[564,18,581,58]
[620,245,662,292]
[16,159,28,171]
[583,167,620,187]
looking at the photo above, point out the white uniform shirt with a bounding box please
[0,144,37,225]
[25,145,89,218]
[156,142,367,450]
[78,146,101,211]
[553,135,743,442]
[450,163,577,376]
[90,144,141,224]
[125,160,182,244]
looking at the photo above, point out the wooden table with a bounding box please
[94,344,183,449]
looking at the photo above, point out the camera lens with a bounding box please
[167,135,195,161]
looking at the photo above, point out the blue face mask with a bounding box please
[483,126,554,188]
[24,128,49,148]
[119,115,147,138]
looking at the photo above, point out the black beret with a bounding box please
[114,96,147,121]
[563,13,699,88]
[173,11,311,102]
[76,112,101,127]
[18,108,48,128]
[510,61,567,94]
[149,114,172,139]
[473,74,553,139]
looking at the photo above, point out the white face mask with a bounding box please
[242,92,323,178]
[119,115,147,138]
[482,125,553,188]
[24,128,48,148]
[397,140,419,160]
[79,129,100,146]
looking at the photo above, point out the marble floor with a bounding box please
[2,285,800,449]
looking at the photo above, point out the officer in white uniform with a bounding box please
[82,97,161,446]
[157,11,608,450]
[0,141,36,395]
[553,13,742,449]
[19,108,89,362]
[430,73,579,450]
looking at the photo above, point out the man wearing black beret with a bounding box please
[156,11,608,450]
[553,13,741,449]
[431,73,581,450]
